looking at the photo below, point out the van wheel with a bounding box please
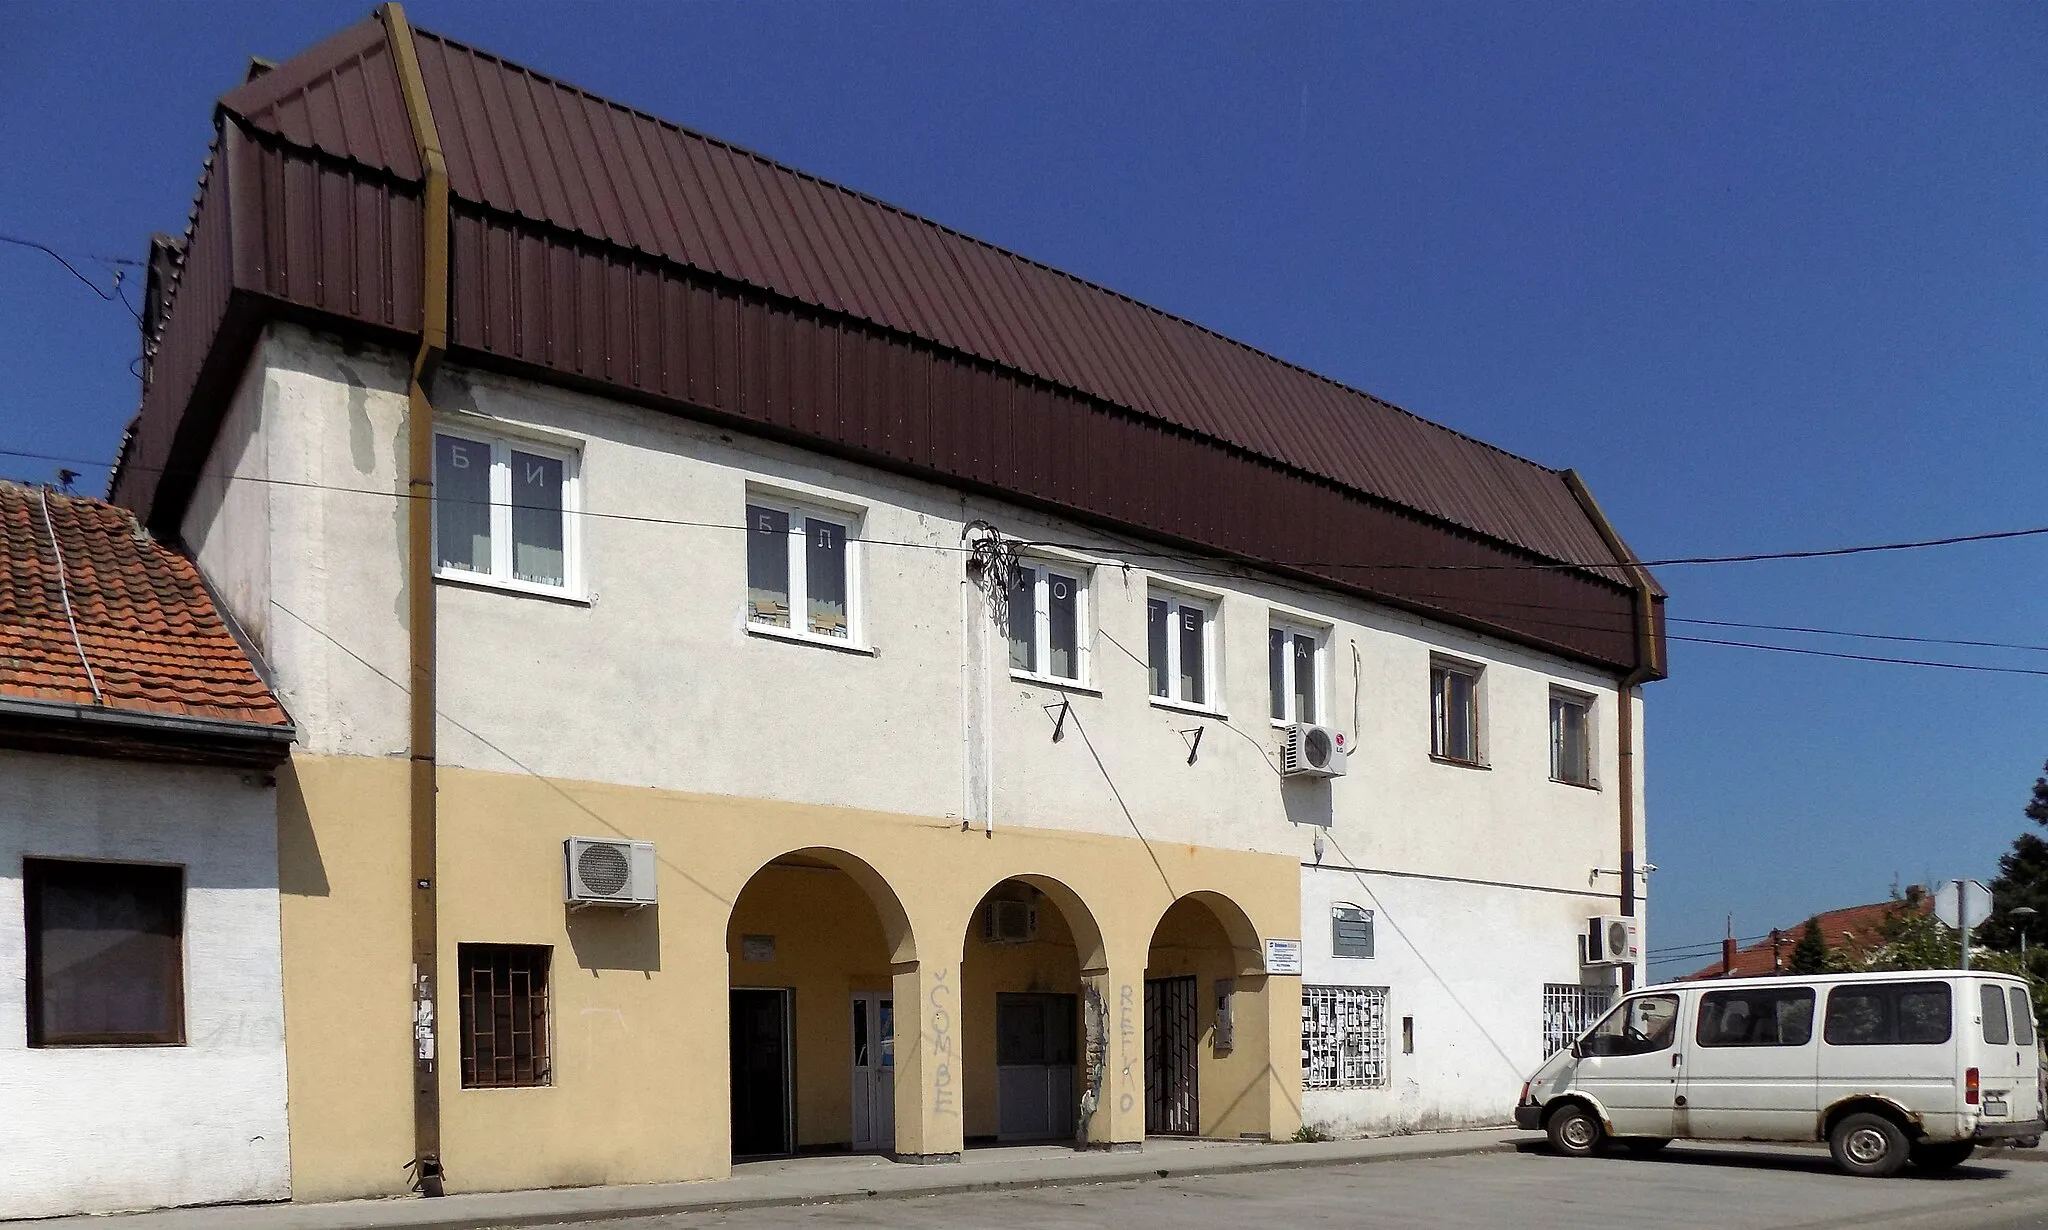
[1547,1104,1604,1157]
[1829,1112,1910,1178]
[1621,1138,1671,1156]
[1909,1141,1975,1172]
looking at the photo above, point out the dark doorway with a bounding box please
[730,988,792,1156]
[1145,975,1198,1135]
[995,992,1077,1140]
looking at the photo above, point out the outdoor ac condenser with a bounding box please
[1584,914,1640,966]
[1281,723,1349,778]
[564,837,658,907]
[984,899,1038,943]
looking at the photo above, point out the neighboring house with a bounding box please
[1683,891,1935,980]
[0,482,294,1218]
[110,7,1664,1201]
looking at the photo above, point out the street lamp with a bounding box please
[2014,907,2039,961]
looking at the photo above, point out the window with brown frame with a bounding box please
[24,858,186,1047]
[458,943,552,1088]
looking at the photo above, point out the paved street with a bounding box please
[588,1145,2048,1230]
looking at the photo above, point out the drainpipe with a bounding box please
[1563,471,1664,993]
[381,2,449,1197]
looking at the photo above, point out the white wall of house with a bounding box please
[183,322,1649,1133]
[0,750,289,1218]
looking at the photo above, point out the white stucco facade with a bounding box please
[0,750,289,1218]
[184,322,1649,1138]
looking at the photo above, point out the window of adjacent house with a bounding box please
[1332,904,1374,959]
[1696,986,1815,1047]
[745,496,861,644]
[1823,980,1951,1046]
[1149,590,1217,708]
[458,943,552,1088]
[24,859,185,1047]
[434,431,578,595]
[1269,622,1323,724]
[1542,984,1613,1059]
[1008,562,1090,684]
[1550,690,1593,786]
[1303,986,1389,1089]
[1430,659,1482,764]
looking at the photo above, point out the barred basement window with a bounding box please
[459,944,552,1088]
[1542,983,1613,1058]
[1302,985,1388,1090]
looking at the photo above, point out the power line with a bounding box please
[5,444,2046,677]
[0,234,142,321]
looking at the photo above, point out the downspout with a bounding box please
[1563,471,1663,993]
[381,2,450,1198]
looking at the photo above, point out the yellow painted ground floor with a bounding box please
[277,754,1303,1201]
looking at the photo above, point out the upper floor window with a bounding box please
[1148,590,1217,709]
[1430,658,1482,764]
[434,430,579,597]
[25,859,185,1047]
[1269,621,1324,724]
[746,494,862,645]
[1008,562,1090,684]
[1550,689,1594,786]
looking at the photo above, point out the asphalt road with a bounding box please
[585,1144,2048,1230]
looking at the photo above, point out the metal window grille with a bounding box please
[1302,985,1389,1090]
[1542,983,1613,1058]
[459,943,552,1088]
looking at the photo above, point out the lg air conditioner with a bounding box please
[564,837,658,907]
[1584,914,1640,966]
[1280,723,1348,778]
[984,900,1038,944]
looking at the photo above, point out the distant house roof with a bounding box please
[0,481,291,765]
[112,10,1667,677]
[1683,893,1933,980]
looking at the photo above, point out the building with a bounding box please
[108,6,1665,1201]
[0,482,295,1218]
[1684,891,1934,980]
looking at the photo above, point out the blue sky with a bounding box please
[3,2,2044,971]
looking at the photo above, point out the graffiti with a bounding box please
[1117,982,1137,1115]
[930,966,957,1116]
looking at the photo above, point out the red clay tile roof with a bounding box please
[1683,895,1934,979]
[0,481,287,727]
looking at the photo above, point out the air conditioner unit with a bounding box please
[1584,914,1640,966]
[563,837,657,907]
[1281,723,1349,778]
[983,900,1038,944]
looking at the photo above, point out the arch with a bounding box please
[963,871,1108,972]
[1155,889,1263,975]
[733,846,918,964]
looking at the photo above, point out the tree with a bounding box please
[1788,917,1831,974]
[1982,760,2048,951]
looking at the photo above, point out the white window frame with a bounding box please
[1302,985,1390,1090]
[743,490,867,651]
[432,427,583,600]
[1147,587,1222,715]
[1268,619,1327,727]
[1549,687,1597,788]
[1429,655,1485,766]
[1008,560,1093,688]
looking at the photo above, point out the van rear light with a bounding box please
[1967,1068,1981,1105]
[1520,1082,1532,1106]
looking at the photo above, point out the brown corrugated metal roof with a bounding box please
[210,18,1636,581]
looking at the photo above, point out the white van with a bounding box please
[1515,970,2042,1176]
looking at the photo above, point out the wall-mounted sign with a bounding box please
[740,934,777,963]
[1263,938,1303,975]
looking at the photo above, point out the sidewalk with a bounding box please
[29,1128,1538,1230]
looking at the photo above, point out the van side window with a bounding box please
[1824,981,1952,1046]
[1697,986,1815,1047]
[1982,984,2012,1046]
[1581,993,1680,1057]
[2013,987,2036,1047]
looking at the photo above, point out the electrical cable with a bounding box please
[1,234,142,321]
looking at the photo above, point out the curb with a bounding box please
[331,1135,1530,1230]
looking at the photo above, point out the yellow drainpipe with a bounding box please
[379,1,450,1196]
[1562,470,1664,992]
